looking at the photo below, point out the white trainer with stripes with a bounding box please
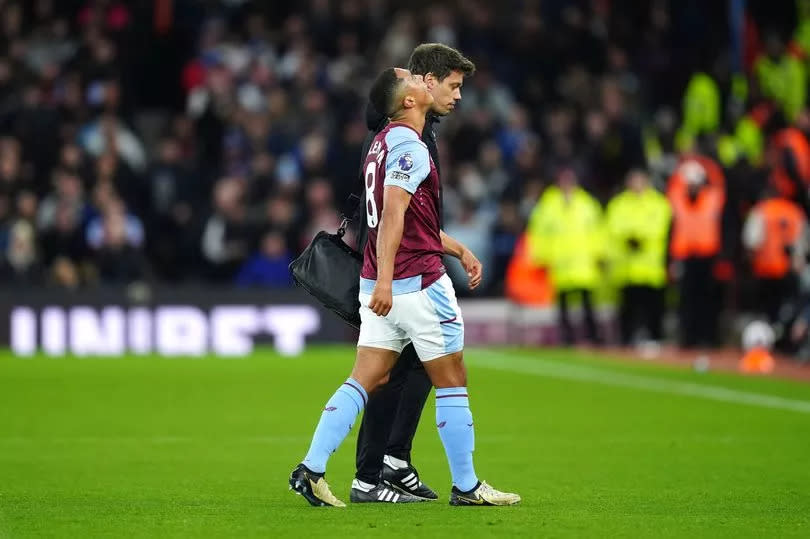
[381,456,439,500]
[349,479,426,503]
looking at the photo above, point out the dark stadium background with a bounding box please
[2,3,810,536]
[0,0,809,358]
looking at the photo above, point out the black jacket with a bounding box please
[354,102,442,248]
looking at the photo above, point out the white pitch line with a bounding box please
[0,435,309,444]
[466,350,810,415]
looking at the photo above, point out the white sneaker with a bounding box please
[449,480,521,506]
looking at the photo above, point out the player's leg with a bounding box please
[421,350,519,506]
[378,345,437,499]
[354,353,407,485]
[290,293,408,507]
[302,346,398,472]
[404,274,520,506]
[351,347,431,503]
[385,349,432,463]
[420,350,475,486]
[290,345,398,507]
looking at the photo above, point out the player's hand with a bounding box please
[460,249,482,290]
[369,283,393,316]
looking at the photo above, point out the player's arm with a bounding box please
[440,230,482,290]
[369,185,411,316]
[440,230,466,258]
[369,138,430,315]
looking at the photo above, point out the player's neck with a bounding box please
[390,110,426,136]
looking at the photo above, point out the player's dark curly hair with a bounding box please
[368,67,402,117]
[407,43,476,80]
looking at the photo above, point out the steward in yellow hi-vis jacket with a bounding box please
[677,72,721,146]
[754,32,806,122]
[527,167,603,345]
[605,169,671,345]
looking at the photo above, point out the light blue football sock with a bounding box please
[436,387,478,492]
[302,378,367,474]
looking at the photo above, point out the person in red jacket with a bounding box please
[766,111,810,217]
[744,194,806,321]
[667,158,726,347]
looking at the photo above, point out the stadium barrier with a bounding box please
[0,287,618,357]
[0,286,354,357]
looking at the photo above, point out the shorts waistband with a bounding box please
[359,275,422,295]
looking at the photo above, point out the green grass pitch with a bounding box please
[1,346,810,538]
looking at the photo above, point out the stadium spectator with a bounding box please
[644,108,681,188]
[48,255,81,290]
[461,65,514,125]
[300,178,339,251]
[77,1,132,34]
[15,189,38,225]
[14,84,61,186]
[489,200,522,295]
[585,79,647,202]
[201,177,253,281]
[79,113,146,173]
[39,199,86,268]
[145,136,198,280]
[1,0,810,353]
[0,219,42,284]
[477,139,510,199]
[85,196,143,251]
[36,169,87,231]
[0,137,31,197]
[235,229,293,287]
[444,197,493,295]
[56,143,87,178]
[92,197,147,284]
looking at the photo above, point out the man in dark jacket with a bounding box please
[349,43,477,503]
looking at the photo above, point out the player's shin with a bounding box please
[302,378,368,473]
[435,387,479,492]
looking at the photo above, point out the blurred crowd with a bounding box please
[2,0,810,351]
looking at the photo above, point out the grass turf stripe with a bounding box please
[467,350,810,415]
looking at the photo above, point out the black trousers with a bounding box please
[352,203,433,484]
[354,343,432,484]
[558,288,600,345]
[678,257,719,348]
[619,285,665,344]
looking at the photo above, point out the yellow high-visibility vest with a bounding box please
[605,187,671,288]
[681,72,721,137]
[754,54,806,122]
[527,186,603,291]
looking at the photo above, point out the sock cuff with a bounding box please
[339,378,368,410]
[384,454,409,469]
[436,387,469,407]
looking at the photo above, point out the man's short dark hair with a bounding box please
[369,67,402,117]
[407,43,476,81]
